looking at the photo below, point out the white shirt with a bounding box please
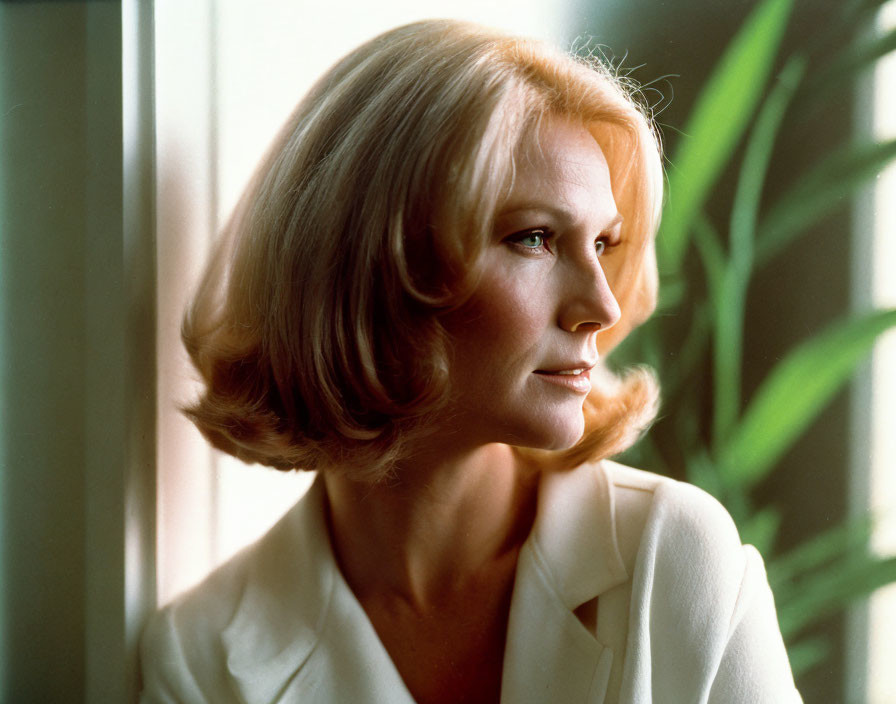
[140,460,802,703]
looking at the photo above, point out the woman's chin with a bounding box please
[510,415,585,452]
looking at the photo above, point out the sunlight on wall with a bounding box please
[156,1,217,605]
[156,0,578,605]
[868,3,896,701]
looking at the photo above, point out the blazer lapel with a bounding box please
[221,477,333,703]
[220,475,415,704]
[501,462,628,704]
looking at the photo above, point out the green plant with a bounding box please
[611,0,896,678]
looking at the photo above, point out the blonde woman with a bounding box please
[141,19,801,703]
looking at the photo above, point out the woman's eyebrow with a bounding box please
[497,204,624,230]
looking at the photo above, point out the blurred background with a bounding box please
[1,0,894,701]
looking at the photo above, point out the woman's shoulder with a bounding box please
[601,460,741,547]
[140,549,255,702]
[146,535,259,646]
[597,460,746,579]
[597,466,801,700]
[140,479,330,702]
[139,521,286,701]
[599,460,756,636]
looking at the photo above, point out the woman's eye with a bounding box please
[520,232,544,248]
[595,235,620,257]
[508,228,551,251]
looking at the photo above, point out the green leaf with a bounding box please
[719,309,896,488]
[658,0,793,275]
[691,214,726,300]
[777,554,896,637]
[757,139,896,266]
[711,269,747,446]
[713,57,806,449]
[738,506,781,556]
[729,57,806,267]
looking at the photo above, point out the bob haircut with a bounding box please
[183,19,664,483]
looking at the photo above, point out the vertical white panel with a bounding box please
[868,3,896,702]
[120,0,159,699]
[154,0,217,603]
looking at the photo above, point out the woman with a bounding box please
[141,19,801,703]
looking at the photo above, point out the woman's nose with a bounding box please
[558,255,621,333]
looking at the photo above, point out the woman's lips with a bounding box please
[533,367,592,394]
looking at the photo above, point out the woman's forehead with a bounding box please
[498,116,619,227]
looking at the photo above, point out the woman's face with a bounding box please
[442,115,623,451]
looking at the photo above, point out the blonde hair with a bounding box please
[182,19,663,483]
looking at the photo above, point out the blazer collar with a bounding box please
[221,476,416,704]
[529,460,628,608]
[500,461,628,704]
[220,476,334,702]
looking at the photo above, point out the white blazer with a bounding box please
[140,461,801,703]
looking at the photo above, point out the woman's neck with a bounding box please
[322,442,539,610]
